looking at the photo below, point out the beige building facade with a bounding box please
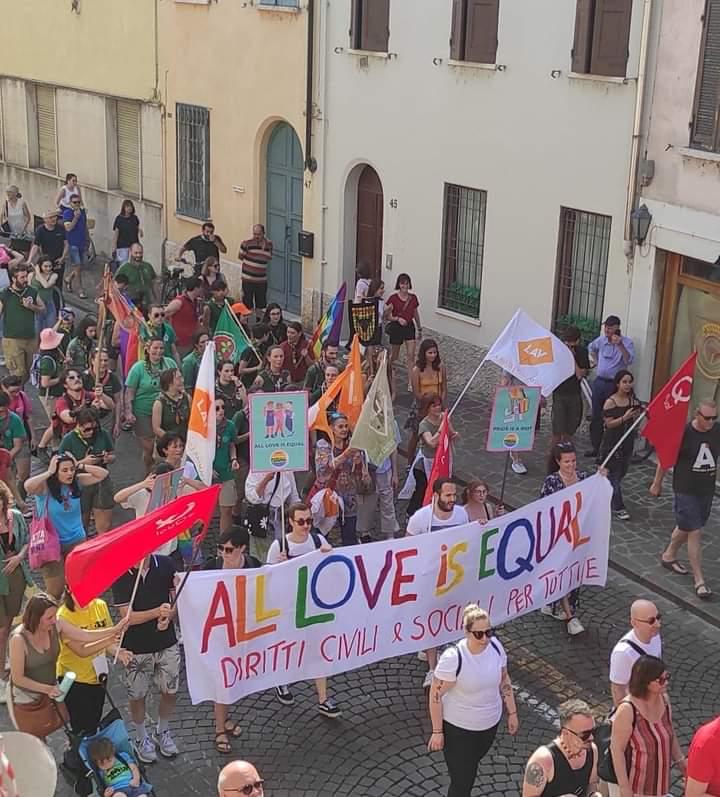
[0,0,163,265]
[630,0,720,404]
[160,0,319,318]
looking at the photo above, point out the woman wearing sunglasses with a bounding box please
[428,603,518,797]
[609,655,686,797]
[203,526,261,755]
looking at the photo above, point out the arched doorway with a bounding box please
[266,123,303,314]
[355,165,384,281]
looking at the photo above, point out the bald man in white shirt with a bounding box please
[609,599,663,706]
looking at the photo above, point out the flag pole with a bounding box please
[94,264,110,378]
[599,410,647,470]
[280,493,287,555]
[499,452,511,505]
[112,562,144,664]
[449,354,488,418]
[224,299,261,363]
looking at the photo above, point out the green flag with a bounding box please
[213,305,252,364]
[349,352,397,466]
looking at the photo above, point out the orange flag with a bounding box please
[308,366,351,444]
[338,335,364,429]
[186,340,216,485]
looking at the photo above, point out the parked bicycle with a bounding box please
[160,257,192,304]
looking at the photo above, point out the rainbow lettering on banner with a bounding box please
[179,475,612,705]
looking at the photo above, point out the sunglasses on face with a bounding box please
[564,726,595,742]
[657,672,671,685]
[293,517,313,526]
[636,613,662,624]
[218,545,237,555]
[698,412,718,422]
[67,375,81,381]
[470,628,494,640]
[79,426,97,434]
[152,313,165,319]
[225,781,264,795]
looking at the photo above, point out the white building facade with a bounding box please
[630,0,720,406]
[316,0,653,388]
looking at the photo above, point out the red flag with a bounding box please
[65,484,221,607]
[641,352,697,469]
[423,411,451,505]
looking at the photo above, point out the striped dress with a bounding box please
[625,698,674,796]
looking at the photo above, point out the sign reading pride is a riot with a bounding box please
[178,475,612,705]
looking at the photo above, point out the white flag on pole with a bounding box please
[485,309,575,396]
[186,340,216,485]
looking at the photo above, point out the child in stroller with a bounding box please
[63,703,155,797]
[88,737,151,797]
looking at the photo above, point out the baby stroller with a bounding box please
[59,685,156,796]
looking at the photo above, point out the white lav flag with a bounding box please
[485,309,576,397]
[185,340,217,485]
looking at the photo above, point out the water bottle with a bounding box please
[55,671,76,702]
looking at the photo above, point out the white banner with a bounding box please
[178,475,612,704]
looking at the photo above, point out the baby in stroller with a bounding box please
[88,737,151,797]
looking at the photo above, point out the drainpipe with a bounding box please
[317,0,330,317]
[624,0,653,245]
[305,0,317,173]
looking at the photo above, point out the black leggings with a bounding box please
[442,720,499,797]
[63,680,106,735]
[406,468,427,518]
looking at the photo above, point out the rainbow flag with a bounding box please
[310,282,347,359]
[107,284,148,379]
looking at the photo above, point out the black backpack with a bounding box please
[446,638,501,677]
[283,530,323,559]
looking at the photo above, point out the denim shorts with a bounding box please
[68,245,87,266]
[673,491,714,532]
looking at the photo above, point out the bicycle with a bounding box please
[160,257,192,304]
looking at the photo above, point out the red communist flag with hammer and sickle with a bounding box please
[641,352,697,470]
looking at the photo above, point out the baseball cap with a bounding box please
[603,315,621,327]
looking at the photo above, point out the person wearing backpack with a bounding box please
[34,328,65,423]
[609,600,663,706]
[428,603,518,797]
[266,502,341,719]
[609,655,685,797]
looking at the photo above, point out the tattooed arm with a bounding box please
[427,676,454,752]
[500,667,519,735]
[522,748,552,797]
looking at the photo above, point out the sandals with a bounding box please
[661,558,688,575]
[695,583,713,600]
[215,732,232,754]
[224,720,242,739]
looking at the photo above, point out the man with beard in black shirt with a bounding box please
[176,221,227,274]
[653,399,720,600]
[28,210,69,283]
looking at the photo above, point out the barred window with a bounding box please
[176,103,209,219]
[553,207,611,333]
[438,183,487,319]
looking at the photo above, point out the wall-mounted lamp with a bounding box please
[550,69,562,79]
[630,204,652,244]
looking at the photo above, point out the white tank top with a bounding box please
[4,200,25,235]
[59,185,79,209]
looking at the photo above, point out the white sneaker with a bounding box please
[156,729,179,758]
[417,650,428,661]
[566,617,585,636]
[422,670,434,689]
[541,605,569,621]
[134,735,157,764]
[511,461,528,475]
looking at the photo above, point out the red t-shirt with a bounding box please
[386,292,419,324]
[688,716,720,795]
[55,391,93,435]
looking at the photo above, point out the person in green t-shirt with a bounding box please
[37,327,66,422]
[83,350,122,437]
[0,264,45,384]
[58,407,116,534]
[124,337,175,473]
[202,280,233,335]
[0,393,28,514]
[181,331,209,390]
[66,315,97,371]
[141,304,180,364]
[213,396,240,536]
[114,243,156,311]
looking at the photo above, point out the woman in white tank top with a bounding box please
[54,173,82,210]
[1,186,31,236]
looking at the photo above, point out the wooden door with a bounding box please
[356,166,384,281]
[266,123,303,314]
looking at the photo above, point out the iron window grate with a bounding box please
[176,103,210,219]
